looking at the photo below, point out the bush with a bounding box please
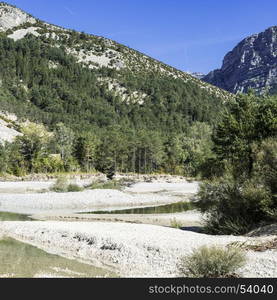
[67,183,84,192]
[252,138,277,194]
[32,155,64,173]
[178,245,246,278]
[88,180,122,190]
[198,157,225,179]
[195,177,275,235]
[50,176,83,192]
[50,176,69,192]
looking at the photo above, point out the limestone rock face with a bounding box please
[204,26,277,94]
[188,72,206,80]
[0,2,36,31]
[0,119,21,143]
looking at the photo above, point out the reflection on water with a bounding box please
[84,201,195,215]
[0,238,115,278]
[0,211,33,221]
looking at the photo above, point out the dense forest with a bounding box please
[0,33,224,177]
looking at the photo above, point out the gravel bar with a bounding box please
[0,221,276,277]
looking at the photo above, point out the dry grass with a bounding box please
[178,245,246,278]
[229,238,277,252]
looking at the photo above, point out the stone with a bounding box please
[204,26,277,94]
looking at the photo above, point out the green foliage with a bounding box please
[0,142,9,174]
[75,132,99,172]
[32,155,64,173]
[50,176,84,193]
[196,177,275,235]
[53,123,75,162]
[88,180,122,190]
[50,176,69,192]
[178,245,246,278]
[67,183,84,192]
[196,93,277,234]
[15,122,52,172]
[212,94,277,178]
[0,32,225,177]
[252,138,277,194]
[181,122,214,176]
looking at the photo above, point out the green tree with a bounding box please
[212,94,277,178]
[54,122,75,162]
[75,133,99,172]
[0,142,10,174]
[16,122,52,172]
[181,122,213,176]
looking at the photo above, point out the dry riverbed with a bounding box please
[0,221,276,277]
[0,177,276,278]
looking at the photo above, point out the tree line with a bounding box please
[0,121,213,177]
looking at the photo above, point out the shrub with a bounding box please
[252,138,277,194]
[178,245,246,278]
[198,157,225,179]
[203,213,254,236]
[67,183,84,192]
[88,180,122,190]
[50,176,83,192]
[32,155,64,173]
[195,177,275,235]
[50,176,69,192]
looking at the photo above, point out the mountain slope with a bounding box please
[1,2,226,95]
[204,26,277,94]
[0,2,231,135]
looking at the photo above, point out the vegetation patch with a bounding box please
[229,239,277,252]
[170,218,183,229]
[178,245,246,278]
[87,179,127,190]
[195,94,277,235]
[50,176,84,193]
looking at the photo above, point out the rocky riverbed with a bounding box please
[1,221,276,277]
[0,177,276,278]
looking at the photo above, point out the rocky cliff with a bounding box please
[204,26,277,94]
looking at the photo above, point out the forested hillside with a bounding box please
[0,2,231,177]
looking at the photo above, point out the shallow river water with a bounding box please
[83,201,195,215]
[0,211,115,278]
[0,238,114,278]
[0,211,33,221]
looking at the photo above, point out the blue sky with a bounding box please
[6,0,277,73]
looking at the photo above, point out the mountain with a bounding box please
[204,26,277,95]
[0,2,230,132]
[0,2,233,175]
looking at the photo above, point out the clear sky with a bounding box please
[6,0,277,74]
